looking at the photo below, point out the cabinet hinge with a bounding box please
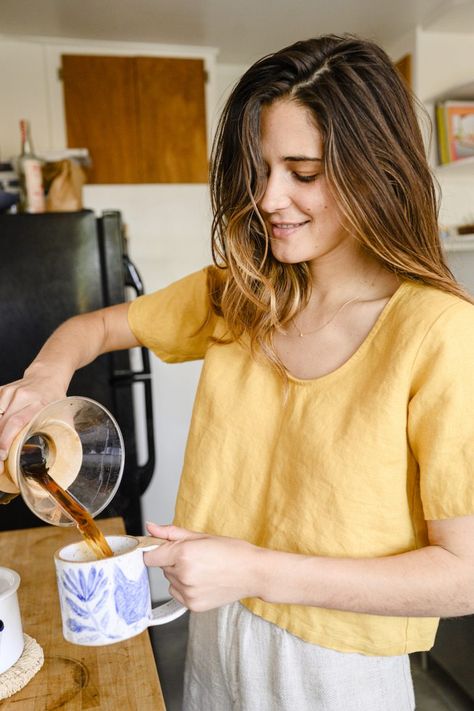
[57,67,63,81]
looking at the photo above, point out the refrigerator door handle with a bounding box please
[119,253,156,495]
[111,357,155,496]
[112,370,151,382]
[132,356,156,495]
[123,254,144,295]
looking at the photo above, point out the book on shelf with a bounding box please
[435,100,474,165]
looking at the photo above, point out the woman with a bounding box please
[1,35,474,710]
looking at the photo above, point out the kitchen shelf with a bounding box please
[441,234,474,252]
[435,156,474,173]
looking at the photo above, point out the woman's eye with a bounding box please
[293,173,319,183]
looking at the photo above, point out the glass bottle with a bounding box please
[17,119,45,213]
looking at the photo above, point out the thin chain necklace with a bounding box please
[287,263,383,338]
[290,295,360,338]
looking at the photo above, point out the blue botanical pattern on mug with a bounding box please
[114,565,149,624]
[62,566,119,641]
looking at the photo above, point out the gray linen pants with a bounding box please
[183,602,415,711]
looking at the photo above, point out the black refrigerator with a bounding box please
[0,209,155,534]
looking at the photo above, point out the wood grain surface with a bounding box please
[0,518,165,710]
[61,54,208,184]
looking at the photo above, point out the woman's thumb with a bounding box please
[145,521,201,541]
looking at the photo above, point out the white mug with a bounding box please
[54,535,187,646]
[0,567,24,673]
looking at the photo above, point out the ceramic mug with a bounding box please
[0,567,24,673]
[54,535,187,646]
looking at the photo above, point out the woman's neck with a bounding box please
[306,250,397,307]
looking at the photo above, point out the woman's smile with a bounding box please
[269,220,310,239]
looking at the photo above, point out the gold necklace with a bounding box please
[290,295,360,338]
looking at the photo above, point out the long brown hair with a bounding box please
[209,34,467,368]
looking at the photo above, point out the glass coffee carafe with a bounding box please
[0,397,124,526]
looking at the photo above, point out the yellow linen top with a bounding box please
[128,268,474,656]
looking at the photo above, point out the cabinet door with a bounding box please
[62,55,140,184]
[135,56,208,183]
[61,54,208,184]
[395,54,412,89]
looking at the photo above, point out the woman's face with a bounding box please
[258,99,356,267]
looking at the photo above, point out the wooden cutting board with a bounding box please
[0,517,166,710]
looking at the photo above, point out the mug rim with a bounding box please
[54,534,140,563]
[0,566,20,599]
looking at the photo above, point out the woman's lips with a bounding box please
[269,221,309,239]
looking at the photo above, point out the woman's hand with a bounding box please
[144,522,266,611]
[0,368,67,473]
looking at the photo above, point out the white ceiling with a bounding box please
[0,0,473,63]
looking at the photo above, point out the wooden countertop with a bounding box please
[0,517,166,710]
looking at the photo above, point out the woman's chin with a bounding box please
[270,246,310,265]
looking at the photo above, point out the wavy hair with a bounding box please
[209,34,467,370]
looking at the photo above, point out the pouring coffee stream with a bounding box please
[20,438,114,559]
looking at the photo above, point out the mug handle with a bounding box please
[150,597,188,625]
[136,536,188,625]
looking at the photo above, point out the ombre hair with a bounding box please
[209,34,467,370]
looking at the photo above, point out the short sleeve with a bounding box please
[408,300,474,520]
[128,267,219,363]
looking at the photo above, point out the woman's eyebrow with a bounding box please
[283,155,323,162]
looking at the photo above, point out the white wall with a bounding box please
[0,39,51,160]
[415,29,474,103]
[214,62,249,119]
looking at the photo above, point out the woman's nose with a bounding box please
[259,173,291,214]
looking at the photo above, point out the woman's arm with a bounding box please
[0,302,138,466]
[144,515,474,618]
[258,515,474,617]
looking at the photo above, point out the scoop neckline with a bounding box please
[286,280,411,386]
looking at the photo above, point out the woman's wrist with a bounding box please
[249,545,322,607]
[23,359,72,393]
[251,546,296,603]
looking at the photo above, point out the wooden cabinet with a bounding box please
[395,54,412,89]
[61,54,208,184]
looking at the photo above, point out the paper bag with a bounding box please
[43,159,86,212]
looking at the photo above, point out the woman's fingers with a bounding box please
[0,380,25,419]
[0,378,66,460]
[167,583,186,607]
[0,400,48,459]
